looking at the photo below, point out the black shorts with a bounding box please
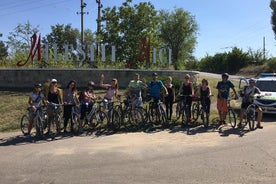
[241,102,254,109]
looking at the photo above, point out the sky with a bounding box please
[0,0,275,60]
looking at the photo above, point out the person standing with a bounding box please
[127,73,147,109]
[164,76,175,120]
[179,74,195,123]
[216,73,238,124]
[45,79,63,134]
[63,80,79,133]
[27,83,46,137]
[197,79,212,124]
[238,78,263,129]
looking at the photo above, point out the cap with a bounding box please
[222,73,229,77]
[34,83,42,88]
[51,79,57,83]
[88,81,95,86]
[152,72,158,76]
[249,78,256,83]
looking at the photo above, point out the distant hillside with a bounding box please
[236,64,270,78]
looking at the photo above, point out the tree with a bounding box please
[101,0,159,68]
[43,24,80,53]
[159,8,198,70]
[0,33,8,60]
[198,47,250,74]
[0,41,8,61]
[6,21,39,55]
[270,0,276,38]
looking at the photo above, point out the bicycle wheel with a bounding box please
[72,113,81,134]
[158,105,168,127]
[110,109,121,131]
[91,110,108,130]
[20,114,29,135]
[175,102,181,119]
[226,109,236,128]
[191,102,199,121]
[35,116,44,138]
[246,105,256,130]
[200,109,208,128]
[148,103,158,124]
[128,109,144,130]
[181,107,188,126]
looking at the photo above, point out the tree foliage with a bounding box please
[198,47,250,74]
[6,21,39,55]
[43,24,80,53]
[101,0,159,67]
[159,8,198,70]
[270,0,276,39]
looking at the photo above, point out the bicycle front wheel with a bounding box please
[200,109,208,128]
[191,103,199,121]
[20,114,29,135]
[91,111,108,130]
[158,105,168,127]
[35,116,44,138]
[246,105,256,130]
[110,109,121,131]
[128,109,144,131]
[72,113,81,134]
[227,109,236,128]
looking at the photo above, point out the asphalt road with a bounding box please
[0,115,275,184]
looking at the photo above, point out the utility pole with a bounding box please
[263,36,266,60]
[96,0,103,57]
[77,0,88,45]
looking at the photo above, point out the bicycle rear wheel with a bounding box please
[226,109,236,128]
[20,114,29,135]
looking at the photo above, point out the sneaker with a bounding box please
[256,124,263,129]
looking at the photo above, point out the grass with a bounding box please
[0,75,242,132]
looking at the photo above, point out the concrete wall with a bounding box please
[0,68,198,91]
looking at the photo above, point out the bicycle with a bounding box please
[176,95,192,127]
[82,100,108,131]
[114,96,145,131]
[20,107,47,137]
[240,95,262,131]
[145,95,167,128]
[218,99,236,128]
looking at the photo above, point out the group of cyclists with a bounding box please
[25,72,263,137]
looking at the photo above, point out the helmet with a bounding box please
[222,73,229,78]
[34,83,42,88]
[152,72,158,76]
[88,81,95,86]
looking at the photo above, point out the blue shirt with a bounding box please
[216,80,234,99]
[147,80,163,98]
